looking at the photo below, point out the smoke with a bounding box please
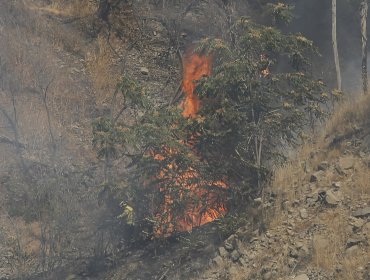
[289,0,363,93]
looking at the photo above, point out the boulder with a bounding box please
[224,234,237,251]
[289,247,299,259]
[318,161,329,171]
[294,274,309,280]
[230,250,241,262]
[211,256,224,266]
[262,271,272,280]
[338,156,355,170]
[299,208,308,219]
[349,217,366,230]
[218,246,229,258]
[310,171,325,182]
[346,237,365,248]
[140,67,149,75]
[332,181,341,189]
[352,207,370,218]
[345,245,360,256]
[325,189,342,206]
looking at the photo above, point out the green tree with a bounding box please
[92,16,328,238]
[192,19,327,195]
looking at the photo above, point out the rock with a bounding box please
[140,67,149,75]
[295,241,304,249]
[332,181,341,189]
[212,256,224,266]
[310,170,325,182]
[254,197,262,203]
[292,200,300,207]
[250,237,259,243]
[289,247,300,259]
[65,275,81,280]
[347,238,364,248]
[325,189,341,205]
[263,271,272,280]
[235,226,249,239]
[229,264,239,275]
[338,156,355,170]
[224,241,234,251]
[230,250,241,262]
[294,274,309,280]
[318,161,329,171]
[345,245,360,256]
[364,223,370,237]
[352,207,370,218]
[218,247,229,258]
[349,217,366,230]
[287,258,297,268]
[224,234,237,251]
[334,164,345,175]
[303,161,312,173]
[299,208,308,219]
[298,245,310,258]
[238,256,249,266]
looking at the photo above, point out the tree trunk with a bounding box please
[332,0,342,91]
[361,0,368,95]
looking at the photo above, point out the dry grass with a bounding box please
[27,0,96,18]
[325,94,370,139]
[312,210,348,271]
[352,161,370,196]
[86,35,121,104]
[267,94,370,279]
[341,249,369,280]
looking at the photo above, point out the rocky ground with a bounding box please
[196,96,370,280]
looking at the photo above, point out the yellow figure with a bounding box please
[118,202,134,225]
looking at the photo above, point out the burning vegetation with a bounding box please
[92,9,328,244]
[153,51,228,236]
[182,52,213,118]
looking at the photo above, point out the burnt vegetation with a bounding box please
[0,0,368,279]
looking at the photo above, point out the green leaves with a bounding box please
[265,3,295,24]
[192,21,327,198]
[92,16,328,237]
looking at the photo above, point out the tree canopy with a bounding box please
[92,10,328,238]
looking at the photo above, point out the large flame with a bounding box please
[182,52,213,118]
[153,51,228,236]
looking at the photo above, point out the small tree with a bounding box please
[192,19,327,195]
[93,18,328,237]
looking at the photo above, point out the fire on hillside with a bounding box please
[153,51,228,236]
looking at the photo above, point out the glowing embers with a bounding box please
[182,52,213,118]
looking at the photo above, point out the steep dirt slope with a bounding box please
[0,1,248,279]
[196,94,370,280]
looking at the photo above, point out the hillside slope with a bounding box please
[0,1,369,280]
[196,95,370,280]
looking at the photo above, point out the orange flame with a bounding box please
[153,50,227,236]
[182,52,213,118]
[153,147,227,236]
